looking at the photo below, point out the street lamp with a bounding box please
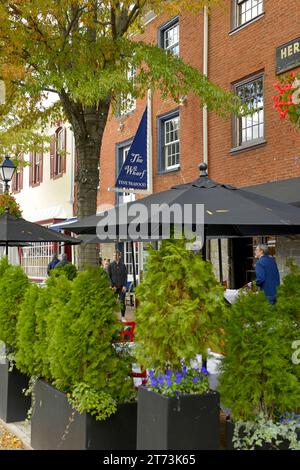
[0,155,17,194]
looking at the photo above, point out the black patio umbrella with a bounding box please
[0,209,81,256]
[67,163,300,240]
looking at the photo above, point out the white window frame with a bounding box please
[21,242,57,281]
[164,115,180,171]
[119,66,136,117]
[235,0,264,28]
[124,241,139,282]
[163,21,179,56]
[234,74,264,149]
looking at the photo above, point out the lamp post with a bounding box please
[0,155,17,194]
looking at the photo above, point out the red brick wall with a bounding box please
[98,11,204,210]
[208,0,300,187]
[98,1,300,211]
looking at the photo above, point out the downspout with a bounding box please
[203,7,209,266]
[203,6,209,167]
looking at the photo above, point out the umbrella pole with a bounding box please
[202,226,207,261]
[218,239,223,284]
[5,241,8,257]
[202,226,208,370]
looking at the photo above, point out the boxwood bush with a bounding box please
[49,268,133,406]
[0,258,29,351]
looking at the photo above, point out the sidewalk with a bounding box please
[0,419,29,450]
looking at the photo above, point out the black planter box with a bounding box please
[31,380,137,450]
[226,419,300,450]
[137,387,220,450]
[0,362,31,423]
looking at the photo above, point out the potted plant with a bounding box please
[134,238,227,450]
[19,267,137,450]
[0,257,31,422]
[218,290,300,450]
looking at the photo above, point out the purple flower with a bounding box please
[175,373,183,384]
[192,377,199,383]
[150,378,158,387]
[182,366,187,376]
[166,378,173,387]
[201,367,209,376]
[165,369,172,378]
[157,376,165,387]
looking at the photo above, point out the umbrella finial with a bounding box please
[199,162,208,177]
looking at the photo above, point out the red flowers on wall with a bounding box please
[273,71,300,128]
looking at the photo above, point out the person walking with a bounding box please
[108,251,127,322]
[248,244,280,304]
[47,253,59,275]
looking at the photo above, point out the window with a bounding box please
[233,0,263,28]
[29,151,43,186]
[50,127,66,178]
[124,242,139,281]
[158,111,180,173]
[118,66,136,117]
[159,18,179,56]
[116,142,136,206]
[12,153,24,192]
[233,74,264,149]
[20,242,56,280]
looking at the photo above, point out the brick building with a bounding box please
[97,1,300,286]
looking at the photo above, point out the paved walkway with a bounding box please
[0,421,25,450]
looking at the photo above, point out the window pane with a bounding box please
[163,22,179,56]
[236,75,264,146]
[237,0,263,27]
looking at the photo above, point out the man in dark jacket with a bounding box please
[249,244,280,304]
[108,250,127,321]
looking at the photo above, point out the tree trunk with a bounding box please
[60,94,110,269]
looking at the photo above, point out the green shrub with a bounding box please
[15,283,40,376]
[0,256,10,278]
[276,261,300,322]
[0,262,29,351]
[49,267,134,407]
[34,273,73,381]
[218,290,300,422]
[134,238,227,374]
[275,262,300,382]
[50,263,77,280]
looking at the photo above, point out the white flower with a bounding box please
[292,79,300,105]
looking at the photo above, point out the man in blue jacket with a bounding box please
[249,244,280,304]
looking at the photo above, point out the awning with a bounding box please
[244,177,300,207]
[50,218,78,231]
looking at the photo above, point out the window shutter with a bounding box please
[50,135,56,178]
[40,149,43,183]
[62,127,67,173]
[20,153,24,190]
[29,152,33,186]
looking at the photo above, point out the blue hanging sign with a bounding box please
[116,107,148,191]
